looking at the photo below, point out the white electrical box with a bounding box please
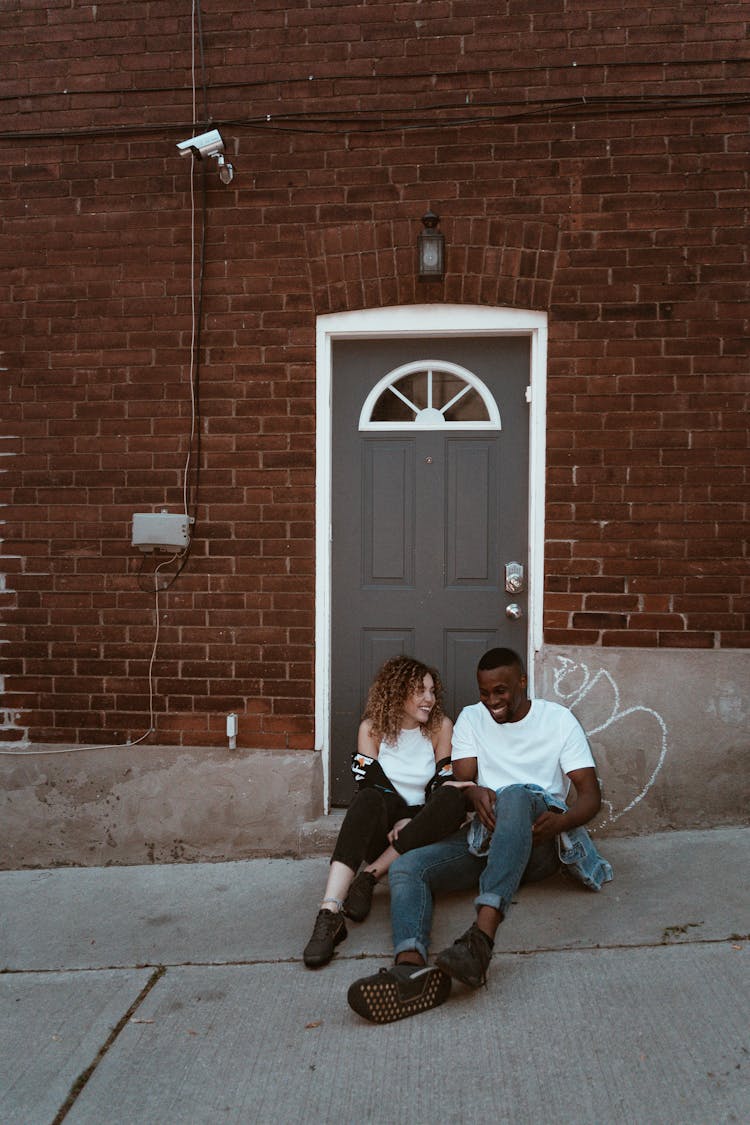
[131,512,192,553]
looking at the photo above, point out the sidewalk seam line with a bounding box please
[3,933,743,977]
[50,964,166,1125]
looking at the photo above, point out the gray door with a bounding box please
[331,336,530,804]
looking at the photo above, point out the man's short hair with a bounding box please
[477,647,525,675]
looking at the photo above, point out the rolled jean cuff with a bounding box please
[394,937,428,963]
[474,891,508,913]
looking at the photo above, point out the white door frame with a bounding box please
[315,304,548,808]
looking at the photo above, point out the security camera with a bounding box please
[176,128,225,159]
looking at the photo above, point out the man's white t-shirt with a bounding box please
[451,698,594,803]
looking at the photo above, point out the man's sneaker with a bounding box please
[347,963,451,1024]
[303,909,347,968]
[435,923,493,988]
[343,870,378,922]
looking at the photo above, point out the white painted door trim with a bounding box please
[315,304,548,809]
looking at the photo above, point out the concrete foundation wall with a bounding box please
[0,746,324,870]
[1,647,747,869]
[535,646,749,836]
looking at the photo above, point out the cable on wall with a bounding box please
[0,2,211,756]
[1,50,748,114]
[148,161,207,594]
[1,90,747,144]
[153,0,210,591]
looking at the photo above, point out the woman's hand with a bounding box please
[388,818,412,844]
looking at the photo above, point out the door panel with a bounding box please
[360,628,415,699]
[331,336,529,804]
[446,440,495,583]
[444,629,501,722]
[364,442,415,583]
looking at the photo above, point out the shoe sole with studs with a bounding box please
[347,967,451,1024]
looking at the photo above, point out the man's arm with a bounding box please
[452,757,497,831]
[452,758,477,783]
[531,766,601,844]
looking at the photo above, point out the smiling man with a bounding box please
[347,647,612,1024]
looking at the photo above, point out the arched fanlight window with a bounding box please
[358,360,502,431]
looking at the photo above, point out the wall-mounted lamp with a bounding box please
[417,210,445,281]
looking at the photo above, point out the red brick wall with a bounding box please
[1,1,748,747]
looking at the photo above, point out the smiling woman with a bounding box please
[302,655,469,969]
[401,673,437,728]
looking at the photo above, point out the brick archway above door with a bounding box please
[305,217,560,314]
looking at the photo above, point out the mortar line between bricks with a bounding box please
[49,965,166,1125]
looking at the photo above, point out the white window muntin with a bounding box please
[358,359,502,431]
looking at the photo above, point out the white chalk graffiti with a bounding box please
[552,656,669,826]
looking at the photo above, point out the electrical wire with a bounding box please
[1,77,748,145]
[164,0,208,589]
[0,3,210,756]
[219,92,750,134]
[186,149,197,520]
[194,0,210,126]
[1,89,747,143]
[1,51,748,108]
[159,150,207,592]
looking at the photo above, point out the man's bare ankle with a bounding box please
[395,951,425,967]
[476,904,503,942]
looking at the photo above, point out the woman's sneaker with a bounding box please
[343,870,378,922]
[303,909,347,968]
[347,963,451,1023]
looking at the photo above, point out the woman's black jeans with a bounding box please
[331,784,468,873]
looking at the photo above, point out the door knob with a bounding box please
[505,603,523,620]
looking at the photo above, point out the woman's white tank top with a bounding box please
[378,726,435,807]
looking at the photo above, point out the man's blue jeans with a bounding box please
[389,784,560,962]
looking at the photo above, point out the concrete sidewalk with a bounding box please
[1,827,748,1124]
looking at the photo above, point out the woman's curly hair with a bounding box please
[362,655,445,746]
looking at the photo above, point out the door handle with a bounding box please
[505,603,523,620]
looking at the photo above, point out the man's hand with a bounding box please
[465,785,497,831]
[531,808,564,844]
[531,767,602,844]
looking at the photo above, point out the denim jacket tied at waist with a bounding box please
[466,783,614,892]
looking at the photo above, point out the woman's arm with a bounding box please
[431,715,453,762]
[357,719,380,758]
